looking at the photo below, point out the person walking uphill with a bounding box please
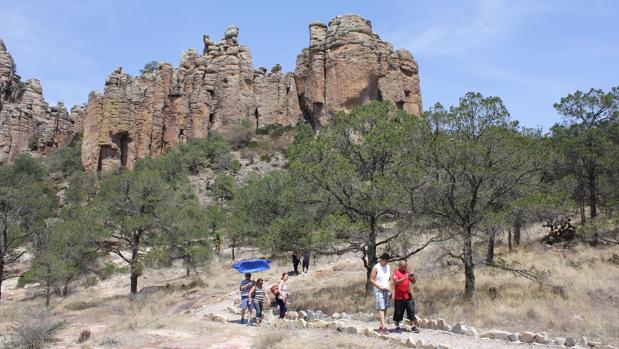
[292,252,300,275]
[239,273,255,325]
[274,272,289,319]
[392,260,420,333]
[370,253,391,334]
[302,250,311,273]
[249,278,270,326]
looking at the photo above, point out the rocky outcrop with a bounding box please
[295,15,422,129]
[82,25,304,172]
[80,14,422,171]
[0,39,79,163]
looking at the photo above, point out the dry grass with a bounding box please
[252,329,408,349]
[289,241,619,345]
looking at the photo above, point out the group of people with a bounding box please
[371,253,420,334]
[291,250,311,275]
[236,252,419,334]
[238,272,290,325]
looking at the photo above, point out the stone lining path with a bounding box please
[197,291,587,349]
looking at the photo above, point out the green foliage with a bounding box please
[0,155,56,300]
[549,86,619,230]
[230,159,241,173]
[136,134,230,176]
[228,119,255,149]
[3,309,64,349]
[44,137,83,177]
[28,133,40,151]
[26,207,100,305]
[256,123,291,137]
[259,154,271,162]
[139,60,159,75]
[236,102,431,288]
[211,174,235,201]
[91,165,213,293]
[420,92,544,298]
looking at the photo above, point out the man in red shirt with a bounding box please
[392,260,420,333]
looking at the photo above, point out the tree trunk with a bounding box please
[130,232,141,294]
[507,229,513,253]
[463,227,475,300]
[130,271,138,294]
[513,222,521,246]
[486,229,496,264]
[0,258,4,300]
[580,201,586,224]
[185,257,191,277]
[589,172,597,220]
[365,218,378,293]
[231,238,236,261]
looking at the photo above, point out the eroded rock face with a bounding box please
[0,39,78,163]
[295,14,422,129]
[82,26,303,172]
[78,14,422,171]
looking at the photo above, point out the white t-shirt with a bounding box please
[373,263,391,291]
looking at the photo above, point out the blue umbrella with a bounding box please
[232,259,271,274]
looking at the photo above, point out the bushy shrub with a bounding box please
[256,123,290,137]
[259,154,272,163]
[28,134,40,151]
[230,159,241,173]
[139,61,159,75]
[45,137,83,177]
[4,310,64,349]
[228,119,255,149]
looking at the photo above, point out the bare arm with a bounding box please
[370,267,385,290]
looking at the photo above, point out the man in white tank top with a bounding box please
[370,253,392,333]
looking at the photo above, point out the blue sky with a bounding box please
[1,0,617,131]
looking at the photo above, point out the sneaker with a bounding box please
[240,319,245,325]
[394,327,402,334]
[411,326,420,333]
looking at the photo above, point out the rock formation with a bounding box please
[295,15,422,129]
[0,39,80,164]
[80,14,421,171]
[81,25,304,172]
[0,14,422,169]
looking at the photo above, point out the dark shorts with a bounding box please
[393,298,415,322]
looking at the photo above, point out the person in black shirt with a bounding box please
[292,252,300,275]
[302,250,311,273]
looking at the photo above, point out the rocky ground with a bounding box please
[2,245,616,349]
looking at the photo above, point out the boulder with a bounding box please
[534,333,551,344]
[554,337,566,346]
[565,337,577,347]
[520,331,536,343]
[507,333,519,342]
[462,327,479,337]
[285,311,299,320]
[427,319,437,329]
[343,326,358,335]
[435,318,447,331]
[307,320,329,329]
[451,322,465,334]
[480,329,511,340]
[298,310,307,320]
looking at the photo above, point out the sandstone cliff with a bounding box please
[81,27,303,172]
[0,39,79,163]
[295,15,422,129]
[81,14,421,172]
[0,14,422,169]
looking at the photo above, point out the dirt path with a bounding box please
[197,289,568,349]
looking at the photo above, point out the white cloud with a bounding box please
[392,0,555,57]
